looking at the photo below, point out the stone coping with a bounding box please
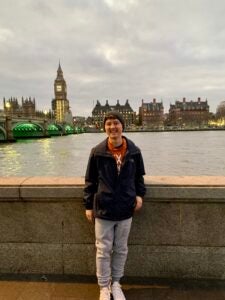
[1,176,225,202]
[0,177,85,186]
[0,176,225,187]
[145,176,225,186]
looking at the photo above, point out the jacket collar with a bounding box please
[94,136,139,156]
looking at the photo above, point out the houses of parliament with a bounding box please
[2,63,72,124]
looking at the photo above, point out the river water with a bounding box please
[0,131,224,177]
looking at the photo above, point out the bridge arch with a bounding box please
[0,126,6,141]
[64,124,74,134]
[47,124,63,136]
[13,122,44,138]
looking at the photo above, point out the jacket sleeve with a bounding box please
[83,148,98,210]
[135,151,146,198]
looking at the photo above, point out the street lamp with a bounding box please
[5,102,11,115]
[44,110,48,119]
[4,101,15,141]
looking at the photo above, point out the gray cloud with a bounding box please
[1,0,225,116]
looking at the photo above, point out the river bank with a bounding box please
[85,126,225,133]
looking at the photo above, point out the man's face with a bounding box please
[105,118,123,139]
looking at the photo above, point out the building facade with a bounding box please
[139,98,164,128]
[216,101,225,119]
[92,99,136,129]
[166,97,210,128]
[3,97,36,117]
[52,63,70,123]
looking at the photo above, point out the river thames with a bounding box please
[0,131,225,177]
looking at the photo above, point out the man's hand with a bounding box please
[86,209,94,223]
[134,196,143,212]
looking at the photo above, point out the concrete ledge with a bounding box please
[1,176,225,280]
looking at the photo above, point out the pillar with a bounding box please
[5,116,15,142]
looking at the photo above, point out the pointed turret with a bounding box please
[56,61,64,80]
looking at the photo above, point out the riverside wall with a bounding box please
[0,176,225,280]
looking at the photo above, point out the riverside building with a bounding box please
[3,97,36,118]
[216,101,225,119]
[210,100,225,127]
[166,97,210,128]
[139,98,164,129]
[92,99,136,129]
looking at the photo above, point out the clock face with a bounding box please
[56,85,62,92]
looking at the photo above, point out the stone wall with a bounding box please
[0,176,225,280]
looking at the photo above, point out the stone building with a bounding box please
[92,99,136,129]
[139,98,164,128]
[213,100,225,127]
[166,97,210,128]
[21,97,36,117]
[3,97,36,117]
[216,101,225,119]
[51,63,70,123]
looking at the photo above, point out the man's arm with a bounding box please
[85,209,94,223]
[134,195,143,212]
[134,151,146,212]
[135,152,146,197]
[83,149,98,222]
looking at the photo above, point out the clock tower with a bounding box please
[52,63,70,123]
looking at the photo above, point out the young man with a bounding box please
[83,111,146,300]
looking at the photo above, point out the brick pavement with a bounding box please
[0,280,225,300]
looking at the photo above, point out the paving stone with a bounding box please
[0,281,224,300]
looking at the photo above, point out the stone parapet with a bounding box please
[0,176,225,280]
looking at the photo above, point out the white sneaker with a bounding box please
[111,282,126,300]
[99,286,111,300]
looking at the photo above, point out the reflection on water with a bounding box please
[0,146,22,174]
[0,131,225,177]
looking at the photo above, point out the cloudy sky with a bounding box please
[1,0,225,117]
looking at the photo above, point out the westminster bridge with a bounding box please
[0,115,83,142]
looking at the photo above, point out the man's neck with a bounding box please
[108,136,123,147]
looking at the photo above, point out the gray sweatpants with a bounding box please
[95,217,132,287]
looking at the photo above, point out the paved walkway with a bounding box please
[1,280,225,300]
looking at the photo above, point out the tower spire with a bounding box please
[57,60,63,80]
[58,59,62,71]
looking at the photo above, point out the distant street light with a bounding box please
[5,102,10,108]
[44,110,48,119]
[5,102,11,116]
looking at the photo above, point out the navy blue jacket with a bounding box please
[83,136,146,221]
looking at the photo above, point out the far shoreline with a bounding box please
[85,127,225,133]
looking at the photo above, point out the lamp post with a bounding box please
[43,110,49,137]
[44,110,48,120]
[5,102,15,142]
[5,101,11,116]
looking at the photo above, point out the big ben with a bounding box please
[52,63,70,123]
